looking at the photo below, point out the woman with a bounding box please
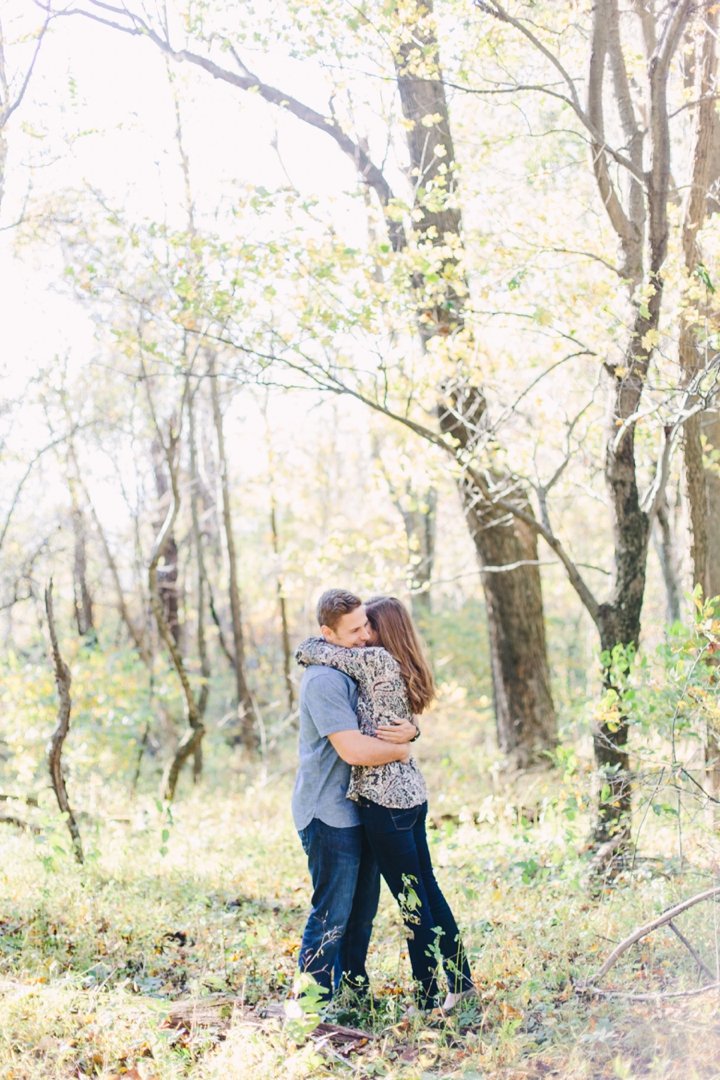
[296,595,475,1011]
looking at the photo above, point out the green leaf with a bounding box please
[696,263,715,293]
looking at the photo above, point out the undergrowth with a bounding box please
[2,691,720,1079]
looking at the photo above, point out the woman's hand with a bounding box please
[375,718,417,743]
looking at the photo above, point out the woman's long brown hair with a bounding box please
[364,596,436,714]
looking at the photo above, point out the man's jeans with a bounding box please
[298,818,380,998]
[358,798,474,1006]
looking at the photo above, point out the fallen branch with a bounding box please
[586,981,720,1002]
[45,580,84,864]
[588,886,720,983]
[668,920,716,983]
[0,814,41,834]
[0,794,39,807]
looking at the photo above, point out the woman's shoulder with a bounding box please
[360,647,401,673]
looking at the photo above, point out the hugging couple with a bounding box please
[291,588,476,1013]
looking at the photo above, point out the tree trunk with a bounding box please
[676,5,720,800]
[143,381,205,802]
[208,356,255,750]
[392,0,557,763]
[70,500,95,642]
[270,495,294,713]
[400,489,436,631]
[188,387,211,781]
[152,439,181,649]
[704,409,720,603]
[654,495,682,625]
[464,487,557,764]
[45,580,84,864]
[679,3,718,602]
[82,483,151,664]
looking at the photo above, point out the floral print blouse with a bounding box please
[295,638,428,809]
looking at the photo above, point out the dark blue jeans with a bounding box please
[359,798,473,1006]
[298,818,380,998]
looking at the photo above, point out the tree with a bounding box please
[209,356,256,751]
[676,5,720,798]
[59,0,559,769]
[678,6,720,608]
[470,0,697,843]
[144,368,205,801]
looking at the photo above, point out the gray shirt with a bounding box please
[291,665,361,831]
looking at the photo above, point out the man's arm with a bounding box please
[328,730,412,767]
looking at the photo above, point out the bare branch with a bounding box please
[258,348,602,626]
[0,427,85,554]
[587,980,720,1001]
[0,8,51,128]
[52,0,406,249]
[474,0,646,183]
[589,886,720,983]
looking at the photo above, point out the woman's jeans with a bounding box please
[358,798,473,1006]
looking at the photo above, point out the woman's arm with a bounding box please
[295,637,382,682]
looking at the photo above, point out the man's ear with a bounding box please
[320,625,334,643]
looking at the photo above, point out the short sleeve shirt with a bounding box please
[291,666,361,831]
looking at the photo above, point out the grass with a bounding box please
[2,695,720,1079]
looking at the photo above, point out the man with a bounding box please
[292,588,417,1000]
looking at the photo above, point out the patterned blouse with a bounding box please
[295,638,428,809]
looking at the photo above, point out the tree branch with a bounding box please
[253,347,602,626]
[53,0,406,249]
[1,8,51,128]
[588,886,720,983]
[474,0,645,183]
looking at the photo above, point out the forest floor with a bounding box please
[1,701,720,1080]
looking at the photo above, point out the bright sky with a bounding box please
[1,3,374,388]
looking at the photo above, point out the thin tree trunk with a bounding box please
[401,489,436,631]
[270,495,294,712]
[70,499,95,642]
[654,496,682,625]
[81,480,151,665]
[374,445,437,631]
[188,387,211,781]
[209,356,255,750]
[44,580,83,864]
[704,409,720,603]
[152,439,181,649]
[143,378,205,802]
